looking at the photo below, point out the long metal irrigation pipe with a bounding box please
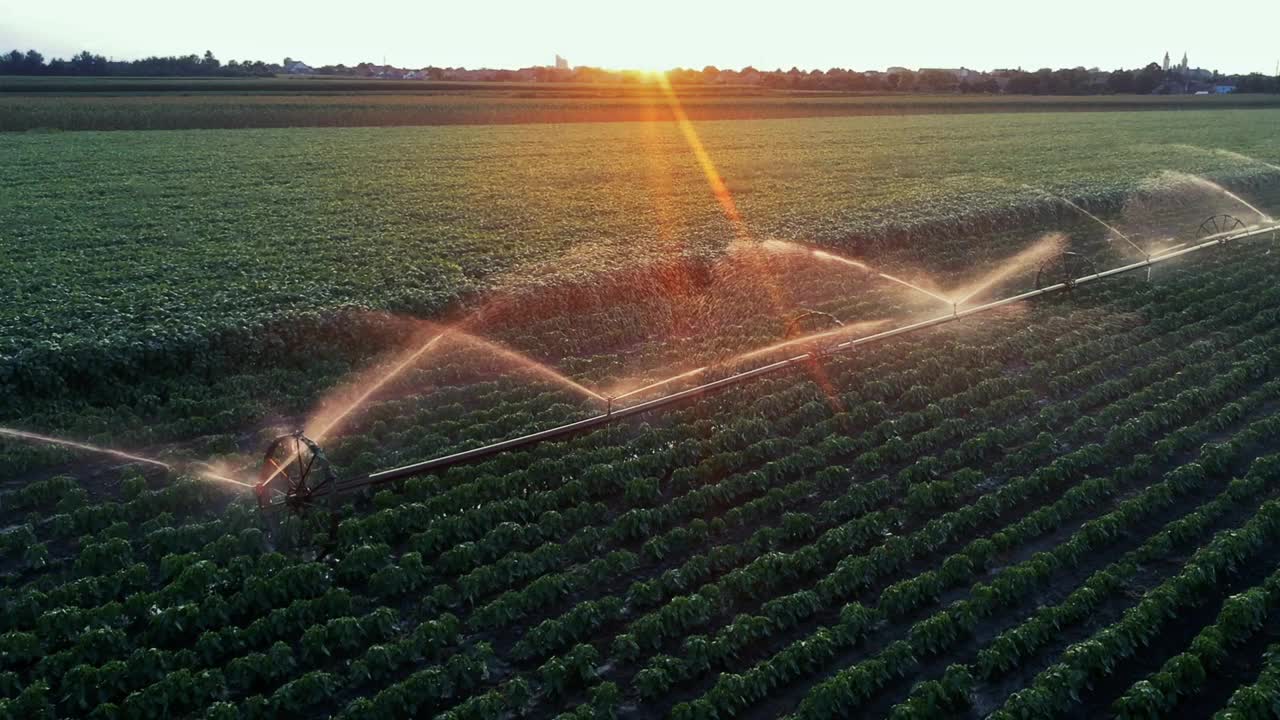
[322,222,1279,497]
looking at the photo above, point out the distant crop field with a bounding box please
[2,81,1278,131]
[3,107,1279,409]
[5,99,1280,720]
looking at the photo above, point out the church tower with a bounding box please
[1181,52,1188,72]
[1163,51,1170,72]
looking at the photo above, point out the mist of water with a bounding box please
[1149,240,1188,257]
[444,331,609,404]
[1026,185,1149,258]
[302,322,606,445]
[763,240,955,307]
[812,250,956,306]
[611,318,890,402]
[1161,171,1273,223]
[1169,145,1280,175]
[190,461,256,488]
[728,318,892,364]
[953,233,1066,305]
[611,365,710,401]
[305,330,449,443]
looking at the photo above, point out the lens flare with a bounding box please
[653,73,849,407]
[654,72,746,232]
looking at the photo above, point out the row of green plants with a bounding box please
[991,500,1280,719]
[887,437,1280,716]
[3,237,1276,717]
[675,402,1273,720]
[799,442,1280,720]
[1112,565,1280,718]
[675,338,1280,712]
[494,281,1264,671]
[1212,644,1280,720]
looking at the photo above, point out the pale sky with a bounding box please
[2,0,1278,75]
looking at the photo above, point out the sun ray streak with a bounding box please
[652,73,845,408]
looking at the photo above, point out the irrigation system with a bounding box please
[256,217,1280,512]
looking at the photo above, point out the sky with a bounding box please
[3,0,1279,75]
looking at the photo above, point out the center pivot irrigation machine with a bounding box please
[254,217,1280,514]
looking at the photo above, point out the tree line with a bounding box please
[0,50,275,77]
[2,48,1277,94]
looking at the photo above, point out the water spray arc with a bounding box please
[254,324,612,493]
[0,427,255,489]
[251,219,1280,512]
[1026,185,1151,260]
[0,427,172,470]
[1163,171,1273,224]
[808,249,957,309]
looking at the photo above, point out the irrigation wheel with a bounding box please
[256,432,336,511]
[783,309,843,340]
[1035,251,1099,290]
[1198,214,1246,242]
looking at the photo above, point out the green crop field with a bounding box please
[4,92,1280,720]
[3,80,1279,131]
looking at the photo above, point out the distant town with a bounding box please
[2,48,1277,94]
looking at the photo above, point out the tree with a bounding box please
[1058,67,1092,93]
[0,50,22,74]
[22,50,44,74]
[202,50,220,69]
[69,50,107,75]
[1105,68,1135,93]
[919,69,959,92]
[1135,62,1163,94]
[1006,71,1039,94]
